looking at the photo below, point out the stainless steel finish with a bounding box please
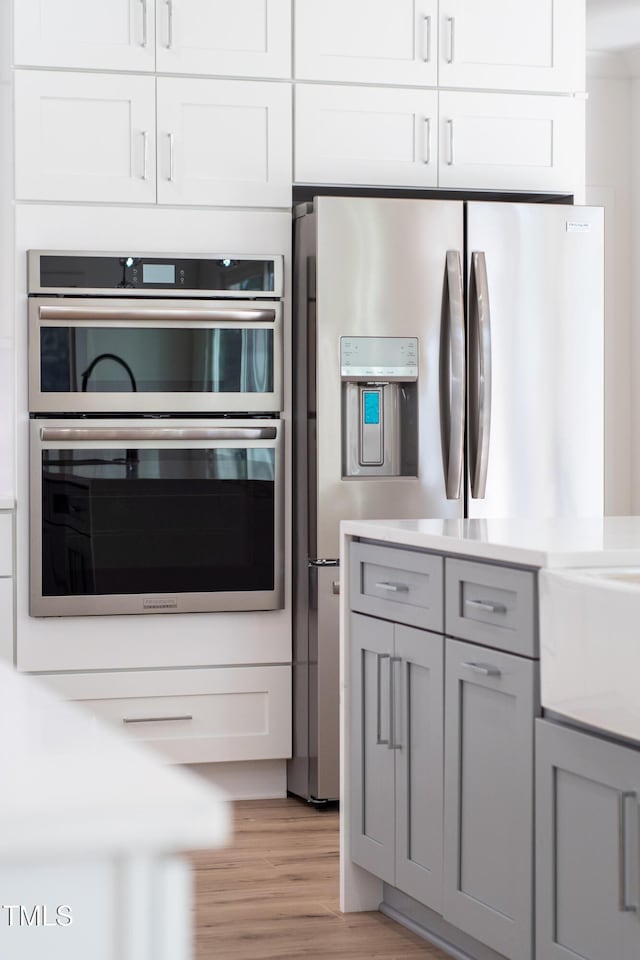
[376,652,391,746]
[310,565,341,800]
[30,417,284,617]
[331,580,340,595]
[389,656,402,750]
[168,132,175,181]
[27,250,285,299]
[123,715,193,724]
[374,581,409,594]
[447,16,456,62]
[166,0,173,48]
[424,117,431,164]
[469,251,492,500]
[441,249,465,500]
[140,0,148,46]
[466,203,604,519]
[40,426,277,442]
[617,792,637,912]
[447,119,455,165]
[342,382,401,477]
[461,661,502,678]
[141,130,149,180]
[29,296,283,415]
[423,15,432,62]
[307,196,463,562]
[465,598,506,614]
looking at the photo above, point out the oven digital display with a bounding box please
[143,263,175,284]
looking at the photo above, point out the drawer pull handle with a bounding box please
[122,715,193,724]
[465,598,506,614]
[375,581,409,594]
[462,661,502,678]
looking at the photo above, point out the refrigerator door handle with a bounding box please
[440,249,465,500]
[469,251,492,499]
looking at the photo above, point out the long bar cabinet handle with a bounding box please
[123,715,193,724]
[140,0,148,47]
[389,657,402,750]
[168,132,175,181]
[423,16,432,62]
[617,791,638,912]
[447,119,455,165]
[447,16,456,62]
[141,130,149,180]
[424,117,431,165]
[39,426,278,443]
[376,653,391,746]
[166,0,174,48]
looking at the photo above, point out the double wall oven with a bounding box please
[28,251,284,617]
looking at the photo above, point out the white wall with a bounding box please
[586,52,634,514]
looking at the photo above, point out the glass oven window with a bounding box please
[41,447,275,597]
[40,327,274,394]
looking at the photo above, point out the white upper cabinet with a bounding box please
[14,0,156,71]
[438,91,584,195]
[15,71,157,204]
[295,84,438,188]
[439,0,584,93]
[155,0,291,78]
[156,78,292,206]
[295,0,439,87]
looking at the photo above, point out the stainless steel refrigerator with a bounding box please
[288,196,604,802]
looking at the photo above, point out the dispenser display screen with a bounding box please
[363,391,381,425]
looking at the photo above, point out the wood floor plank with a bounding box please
[188,798,452,960]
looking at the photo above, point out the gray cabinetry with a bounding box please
[350,610,444,911]
[536,719,640,960]
[443,638,537,960]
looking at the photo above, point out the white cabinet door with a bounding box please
[155,0,291,78]
[156,77,291,206]
[295,83,438,187]
[295,0,438,86]
[439,0,584,93]
[14,0,155,71]
[438,91,584,195]
[15,71,157,203]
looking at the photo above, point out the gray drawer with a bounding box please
[445,558,537,657]
[350,541,443,631]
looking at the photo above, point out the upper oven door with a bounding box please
[28,297,283,414]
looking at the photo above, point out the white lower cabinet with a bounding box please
[295,83,438,188]
[157,77,292,207]
[439,91,584,194]
[15,70,157,204]
[0,512,14,664]
[42,665,291,764]
[15,70,291,207]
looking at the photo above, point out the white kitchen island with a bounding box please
[340,517,640,960]
[0,660,230,960]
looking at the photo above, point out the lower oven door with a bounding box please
[30,418,283,617]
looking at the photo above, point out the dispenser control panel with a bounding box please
[340,337,418,380]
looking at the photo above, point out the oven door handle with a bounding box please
[37,305,277,323]
[39,426,278,442]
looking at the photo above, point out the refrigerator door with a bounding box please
[312,196,465,561]
[466,203,604,519]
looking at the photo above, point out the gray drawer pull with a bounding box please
[375,581,410,594]
[462,661,502,678]
[122,715,193,724]
[465,598,506,614]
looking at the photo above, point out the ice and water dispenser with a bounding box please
[341,336,419,478]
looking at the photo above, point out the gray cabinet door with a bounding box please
[350,612,395,883]
[536,719,640,960]
[443,638,537,960]
[394,624,444,912]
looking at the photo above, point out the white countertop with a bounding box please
[0,661,231,859]
[342,516,640,568]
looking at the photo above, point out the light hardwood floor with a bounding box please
[188,797,452,960]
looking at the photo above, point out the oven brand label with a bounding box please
[143,597,178,610]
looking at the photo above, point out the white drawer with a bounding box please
[41,666,291,765]
[0,512,13,576]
